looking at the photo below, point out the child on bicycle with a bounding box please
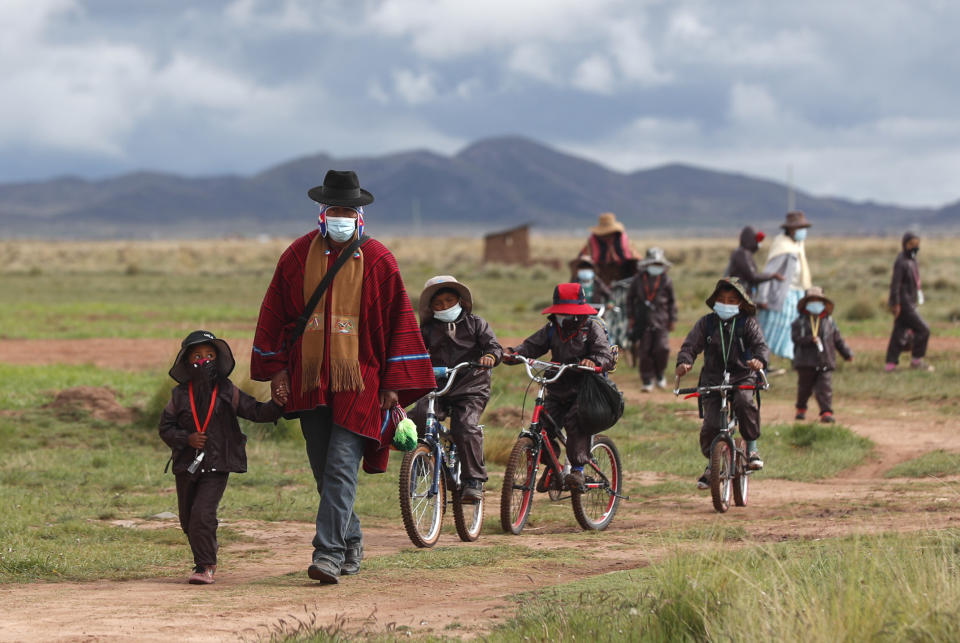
[626,247,677,392]
[675,279,769,489]
[159,330,286,584]
[408,276,502,503]
[791,287,854,423]
[505,282,616,489]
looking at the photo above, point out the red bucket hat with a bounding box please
[541,283,599,316]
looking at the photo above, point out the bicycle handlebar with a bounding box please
[673,370,770,397]
[431,361,492,396]
[504,354,602,383]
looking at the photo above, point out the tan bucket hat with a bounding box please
[590,212,625,236]
[418,275,473,323]
[796,286,834,316]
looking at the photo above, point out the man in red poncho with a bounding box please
[251,170,435,584]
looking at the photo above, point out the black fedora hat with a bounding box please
[169,330,235,384]
[307,170,374,207]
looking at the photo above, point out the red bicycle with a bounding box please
[500,355,624,533]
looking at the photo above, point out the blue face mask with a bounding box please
[577,269,594,282]
[713,302,740,320]
[793,228,808,242]
[806,301,825,315]
[325,216,358,243]
[646,265,665,276]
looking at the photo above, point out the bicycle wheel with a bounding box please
[571,435,623,530]
[398,445,445,547]
[452,468,485,542]
[500,437,538,535]
[709,439,733,513]
[733,438,749,507]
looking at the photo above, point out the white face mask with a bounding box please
[713,302,740,320]
[577,269,594,282]
[646,265,665,276]
[326,216,357,243]
[793,228,808,242]
[433,303,462,322]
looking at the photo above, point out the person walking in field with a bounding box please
[725,226,784,302]
[885,232,934,372]
[626,247,677,391]
[159,330,286,584]
[251,170,435,584]
[755,211,814,360]
[791,288,854,423]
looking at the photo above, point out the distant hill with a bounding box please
[0,136,951,238]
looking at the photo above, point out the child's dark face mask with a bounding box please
[188,344,219,385]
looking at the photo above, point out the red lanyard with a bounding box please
[643,274,661,302]
[188,382,219,434]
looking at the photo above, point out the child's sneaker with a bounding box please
[795,409,806,421]
[819,412,835,424]
[656,377,668,389]
[565,469,585,490]
[641,382,654,393]
[188,564,216,585]
[696,468,710,489]
[461,479,483,503]
[884,362,897,373]
[910,359,935,372]
[747,452,764,471]
[340,544,363,576]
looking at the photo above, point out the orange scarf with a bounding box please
[301,235,365,393]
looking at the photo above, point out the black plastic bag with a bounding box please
[577,373,624,434]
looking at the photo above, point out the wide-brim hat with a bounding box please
[781,210,812,230]
[705,278,757,316]
[169,330,235,384]
[418,275,473,323]
[541,282,598,316]
[797,286,834,316]
[590,212,625,236]
[638,246,672,268]
[307,170,375,207]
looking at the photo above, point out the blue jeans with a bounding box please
[300,408,365,567]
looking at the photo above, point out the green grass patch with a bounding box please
[886,450,960,479]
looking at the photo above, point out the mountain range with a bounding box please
[1,136,954,238]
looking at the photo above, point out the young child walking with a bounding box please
[886,232,934,372]
[569,254,612,304]
[675,279,769,488]
[159,330,286,584]
[791,287,854,424]
[408,276,502,502]
[626,247,677,391]
[505,283,616,489]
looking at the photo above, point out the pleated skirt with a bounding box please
[756,287,803,360]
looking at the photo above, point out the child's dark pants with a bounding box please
[176,471,229,567]
[885,308,930,364]
[409,394,489,482]
[544,391,592,467]
[699,389,760,457]
[796,367,833,415]
[638,328,670,384]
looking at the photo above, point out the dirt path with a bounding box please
[3,341,960,640]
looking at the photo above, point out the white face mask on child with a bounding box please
[433,304,462,322]
[646,265,665,276]
[806,301,825,315]
[577,269,594,282]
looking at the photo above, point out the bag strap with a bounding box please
[291,234,369,342]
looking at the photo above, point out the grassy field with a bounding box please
[2,236,960,640]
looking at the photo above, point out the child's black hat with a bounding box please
[169,330,236,384]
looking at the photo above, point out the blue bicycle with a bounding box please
[398,361,490,547]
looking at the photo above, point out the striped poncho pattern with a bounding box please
[251,231,435,473]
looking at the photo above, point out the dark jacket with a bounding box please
[888,232,921,311]
[159,378,283,475]
[726,226,778,290]
[514,317,616,397]
[791,314,853,371]
[421,312,503,399]
[625,272,677,332]
[677,313,770,386]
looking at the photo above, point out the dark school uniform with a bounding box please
[626,271,677,384]
[791,314,853,415]
[885,237,929,364]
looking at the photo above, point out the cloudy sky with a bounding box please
[2,0,958,206]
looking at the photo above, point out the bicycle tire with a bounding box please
[452,469,485,542]
[398,445,445,547]
[733,438,749,507]
[571,435,622,531]
[709,439,732,513]
[500,437,537,535]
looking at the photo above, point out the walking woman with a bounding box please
[755,211,813,360]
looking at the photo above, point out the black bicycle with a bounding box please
[675,370,769,513]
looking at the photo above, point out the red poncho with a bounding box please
[251,231,435,473]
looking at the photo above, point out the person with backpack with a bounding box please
[675,279,769,489]
[159,330,286,584]
[504,283,616,489]
[626,247,677,392]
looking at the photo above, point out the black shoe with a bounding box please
[307,559,340,584]
[747,452,764,471]
[795,410,806,421]
[340,544,363,576]
[564,469,585,490]
[460,479,483,504]
[696,469,710,490]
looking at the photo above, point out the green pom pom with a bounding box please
[392,418,419,452]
